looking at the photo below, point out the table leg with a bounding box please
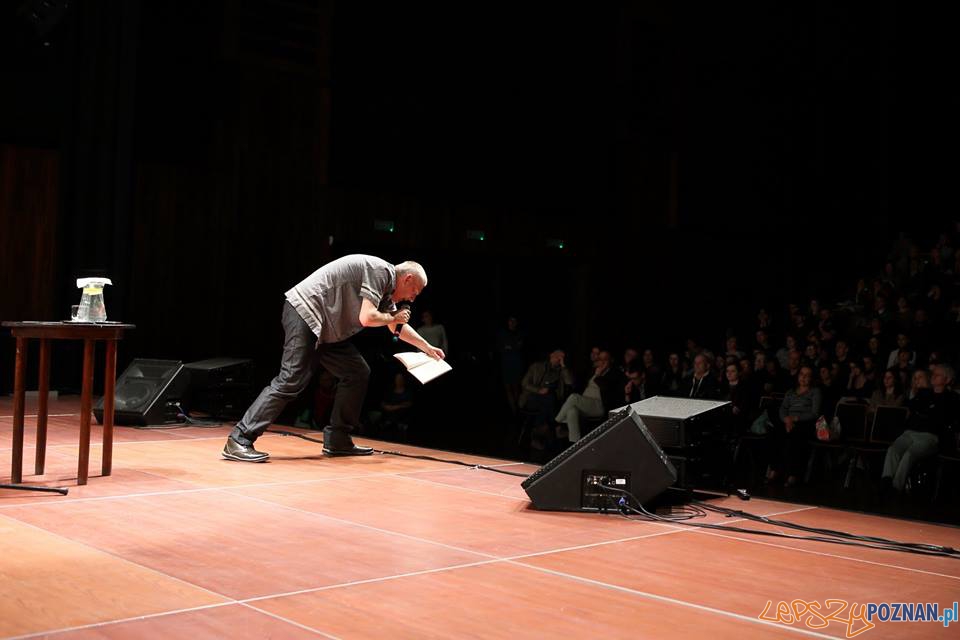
[101,340,117,476]
[35,338,51,475]
[11,337,27,484]
[78,339,94,485]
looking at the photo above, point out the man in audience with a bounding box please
[684,353,719,399]
[555,350,625,442]
[754,330,772,355]
[520,349,574,434]
[886,333,916,369]
[621,347,639,373]
[623,363,647,405]
[834,340,853,382]
[881,364,958,494]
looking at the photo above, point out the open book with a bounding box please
[394,351,452,384]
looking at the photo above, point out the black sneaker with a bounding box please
[222,438,270,462]
[322,443,374,456]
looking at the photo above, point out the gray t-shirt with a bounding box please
[285,254,397,344]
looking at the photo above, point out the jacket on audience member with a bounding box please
[519,360,574,409]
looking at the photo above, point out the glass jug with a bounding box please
[76,277,112,322]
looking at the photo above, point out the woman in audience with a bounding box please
[721,362,755,432]
[908,369,930,401]
[867,369,905,422]
[767,365,822,487]
[843,359,874,401]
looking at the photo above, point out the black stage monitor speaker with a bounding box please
[521,408,677,512]
[94,359,190,426]
[612,396,731,447]
[183,358,254,419]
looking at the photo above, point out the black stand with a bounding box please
[0,483,69,495]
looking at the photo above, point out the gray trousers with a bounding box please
[882,430,940,491]
[231,301,370,447]
[555,393,604,442]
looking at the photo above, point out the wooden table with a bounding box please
[3,321,135,485]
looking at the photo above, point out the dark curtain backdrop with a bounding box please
[2,1,934,451]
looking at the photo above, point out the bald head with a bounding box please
[394,261,427,302]
[395,261,427,286]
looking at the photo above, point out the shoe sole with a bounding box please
[322,448,374,457]
[221,451,269,462]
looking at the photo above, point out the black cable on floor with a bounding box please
[598,482,960,560]
[266,428,530,477]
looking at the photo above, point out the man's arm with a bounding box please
[359,299,444,360]
[396,324,445,360]
[359,297,404,328]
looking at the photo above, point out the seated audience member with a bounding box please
[721,362,755,431]
[776,335,798,370]
[862,355,880,388]
[818,365,841,420]
[816,307,836,345]
[620,347,640,373]
[882,364,959,493]
[803,342,822,369]
[684,353,719,400]
[865,335,884,362]
[725,336,745,360]
[520,349,574,431]
[555,350,625,442]
[893,297,913,334]
[789,311,808,336]
[739,356,756,394]
[892,349,916,387]
[753,352,770,392]
[867,369,905,422]
[874,295,891,326]
[684,339,701,366]
[843,358,875,401]
[756,307,773,331]
[833,340,853,382]
[623,363,647,405]
[661,352,686,395]
[714,354,729,381]
[416,310,449,356]
[754,329,772,355]
[767,365,822,487]
[785,349,802,388]
[886,333,916,369]
[641,348,662,396]
[908,369,930,400]
[763,357,791,394]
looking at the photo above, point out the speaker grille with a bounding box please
[114,380,161,412]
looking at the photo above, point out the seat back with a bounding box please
[835,401,867,442]
[870,405,908,445]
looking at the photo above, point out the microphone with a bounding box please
[393,302,411,340]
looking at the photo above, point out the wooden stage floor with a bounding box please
[2,398,958,639]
